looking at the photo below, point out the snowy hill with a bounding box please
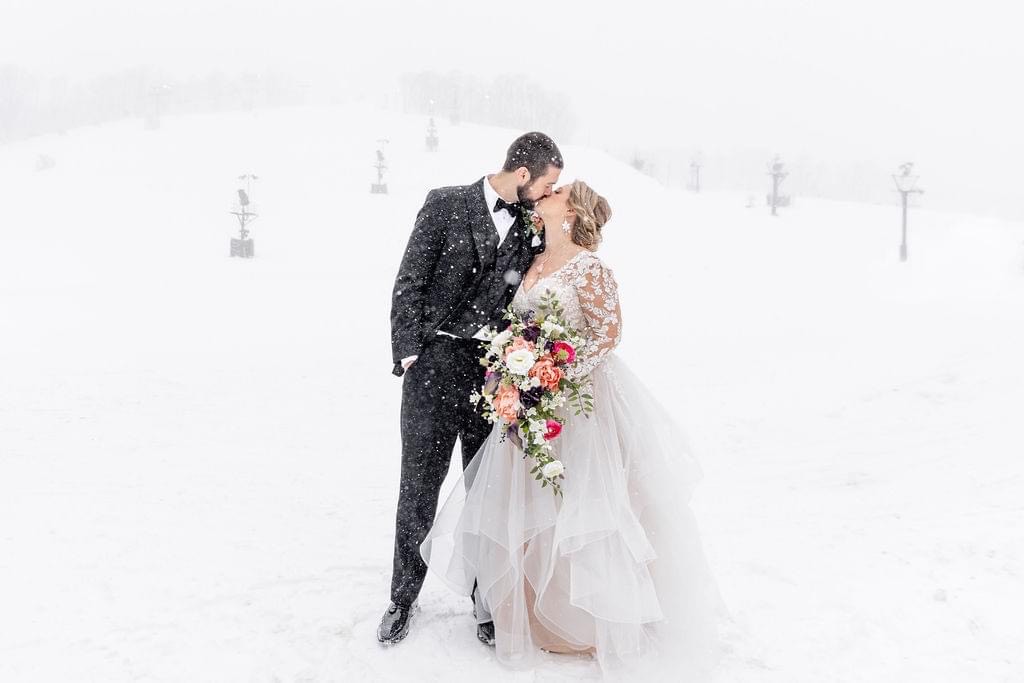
[1,104,1022,682]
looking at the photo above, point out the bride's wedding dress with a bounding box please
[421,250,724,677]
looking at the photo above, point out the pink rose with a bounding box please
[493,384,522,423]
[543,420,562,441]
[528,355,564,391]
[505,336,535,360]
[551,341,576,365]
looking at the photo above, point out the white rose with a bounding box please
[505,348,536,375]
[541,320,565,336]
[541,460,565,479]
[490,329,513,351]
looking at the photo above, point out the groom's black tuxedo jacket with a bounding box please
[390,178,544,377]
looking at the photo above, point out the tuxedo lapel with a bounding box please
[467,178,499,267]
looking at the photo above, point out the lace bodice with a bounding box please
[512,250,622,379]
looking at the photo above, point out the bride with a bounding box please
[420,180,725,678]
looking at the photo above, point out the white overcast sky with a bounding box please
[4,0,1022,214]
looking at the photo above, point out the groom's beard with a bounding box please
[517,182,538,210]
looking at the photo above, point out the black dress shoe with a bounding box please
[377,601,416,646]
[471,597,495,647]
[476,619,495,646]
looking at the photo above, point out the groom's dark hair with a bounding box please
[502,132,564,179]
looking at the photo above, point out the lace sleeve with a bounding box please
[568,255,622,379]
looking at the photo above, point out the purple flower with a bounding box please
[520,385,545,409]
[522,325,541,343]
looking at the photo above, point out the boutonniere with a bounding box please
[521,207,544,239]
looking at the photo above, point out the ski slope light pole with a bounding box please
[689,159,702,193]
[426,117,439,152]
[426,99,439,152]
[371,140,389,194]
[892,162,924,262]
[146,84,171,131]
[768,156,787,216]
[229,174,259,258]
[450,94,460,126]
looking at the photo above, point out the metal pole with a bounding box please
[900,191,908,261]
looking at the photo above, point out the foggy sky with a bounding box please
[4,0,1022,218]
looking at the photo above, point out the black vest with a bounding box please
[441,219,527,337]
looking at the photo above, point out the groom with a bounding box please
[380,132,564,646]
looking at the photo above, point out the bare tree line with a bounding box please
[398,71,577,142]
[0,64,309,143]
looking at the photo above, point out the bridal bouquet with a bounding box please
[470,292,594,497]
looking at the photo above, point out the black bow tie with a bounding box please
[493,197,522,217]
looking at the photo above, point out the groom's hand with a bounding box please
[401,355,418,370]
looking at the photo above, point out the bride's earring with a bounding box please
[561,219,571,234]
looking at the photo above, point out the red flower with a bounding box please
[551,341,576,365]
[543,420,562,441]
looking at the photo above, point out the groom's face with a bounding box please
[516,164,561,209]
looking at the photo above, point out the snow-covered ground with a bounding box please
[1,104,1022,682]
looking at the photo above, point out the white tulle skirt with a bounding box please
[420,354,726,679]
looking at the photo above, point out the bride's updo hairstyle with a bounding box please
[567,180,612,251]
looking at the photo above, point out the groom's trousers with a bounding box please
[390,335,492,608]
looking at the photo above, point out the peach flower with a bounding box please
[528,356,564,391]
[493,384,522,423]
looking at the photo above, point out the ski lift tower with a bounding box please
[450,94,461,126]
[688,158,702,193]
[371,140,389,194]
[767,156,790,216]
[229,174,259,258]
[892,162,924,262]
[145,84,171,131]
[426,118,439,152]
[426,100,439,152]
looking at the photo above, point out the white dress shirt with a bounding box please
[481,174,517,245]
[402,176,515,368]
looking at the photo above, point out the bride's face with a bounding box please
[536,184,573,224]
